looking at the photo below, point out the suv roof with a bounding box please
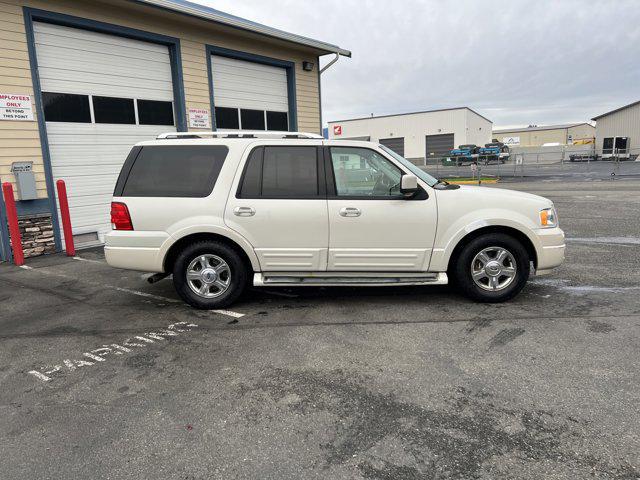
[156,131,324,140]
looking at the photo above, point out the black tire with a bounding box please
[172,240,248,309]
[451,233,530,303]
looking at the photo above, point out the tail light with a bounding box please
[110,202,133,230]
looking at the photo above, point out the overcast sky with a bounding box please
[199,0,640,128]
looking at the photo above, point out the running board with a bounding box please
[253,272,448,287]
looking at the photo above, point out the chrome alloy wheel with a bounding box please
[186,254,231,298]
[471,246,517,291]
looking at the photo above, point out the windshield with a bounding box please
[379,145,438,187]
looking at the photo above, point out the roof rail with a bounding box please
[156,131,324,140]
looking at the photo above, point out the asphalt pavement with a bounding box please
[0,178,639,479]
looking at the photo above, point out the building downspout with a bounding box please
[320,53,340,74]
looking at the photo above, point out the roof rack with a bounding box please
[156,131,324,140]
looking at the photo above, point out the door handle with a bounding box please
[339,207,361,217]
[234,206,255,217]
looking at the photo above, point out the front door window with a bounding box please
[330,147,402,197]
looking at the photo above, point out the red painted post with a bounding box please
[2,182,24,266]
[56,180,75,257]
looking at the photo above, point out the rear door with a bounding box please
[325,145,437,271]
[225,144,329,271]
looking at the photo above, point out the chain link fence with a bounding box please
[415,145,640,181]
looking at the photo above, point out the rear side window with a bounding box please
[120,145,228,197]
[238,146,320,198]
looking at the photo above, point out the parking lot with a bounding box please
[1,178,639,479]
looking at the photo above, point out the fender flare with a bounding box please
[156,224,260,271]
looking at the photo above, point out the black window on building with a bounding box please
[215,107,240,129]
[93,96,135,124]
[137,100,174,126]
[240,109,265,130]
[42,92,91,123]
[266,111,288,131]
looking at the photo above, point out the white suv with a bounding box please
[105,131,565,309]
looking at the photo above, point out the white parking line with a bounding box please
[73,256,107,264]
[15,263,245,318]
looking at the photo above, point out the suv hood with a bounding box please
[456,185,551,206]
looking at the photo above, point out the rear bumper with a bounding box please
[104,231,167,272]
[534,227,565,273]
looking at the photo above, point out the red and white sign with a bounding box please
[0,93,34,121]
[333,125,342,136]
[188,108,210,129]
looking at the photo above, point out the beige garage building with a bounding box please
[592,100,640,154]
[492,123,595,147]
[0,0,349,261]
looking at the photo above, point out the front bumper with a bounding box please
[534,227,565,274]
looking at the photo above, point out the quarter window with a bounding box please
[121,145,228,197]
[238,146,319,198]
[42,92,91,123]
[330,147,402,197]
[93,96,136,124]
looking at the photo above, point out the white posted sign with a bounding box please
[188,108,210,129]
[503,136,520,146]
[0,94,34,121]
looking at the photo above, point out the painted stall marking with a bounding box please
[27,321,198,382]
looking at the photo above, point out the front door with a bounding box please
[326,146,437,271]
[225,144,328,271]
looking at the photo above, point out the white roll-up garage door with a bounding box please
[34,22,177,246]
[211,55,290,131]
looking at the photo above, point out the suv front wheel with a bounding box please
[172,241,248,309]
[452,233,530,302]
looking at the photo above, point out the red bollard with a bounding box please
[2,182,24,266]
[56,180,75,256]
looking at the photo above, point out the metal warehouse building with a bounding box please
[327,108,492,164]
[592,100,640,154]
[0,0,349,261]
[492,123,595,147]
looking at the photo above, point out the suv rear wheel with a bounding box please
[452,233,530,302]
[172,241,247,309]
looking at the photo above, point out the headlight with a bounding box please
[539,207,558,228]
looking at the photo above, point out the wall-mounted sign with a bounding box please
[503,136,520,145]
[0,94,34,121]
[333,125,342,136]
[188,108,210,129]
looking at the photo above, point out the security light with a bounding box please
[302,61,314,71]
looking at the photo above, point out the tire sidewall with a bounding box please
[173,241,247,309]
[454,233,530,302]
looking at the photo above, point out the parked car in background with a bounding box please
[105,131,565,309]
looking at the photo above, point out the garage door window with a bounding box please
[137,100,174,126]
[214,107,288,131]
[240,109,265,130]
[41,92,174,126]
[42,92,91,123]
[121,146,228,197]
[215,107,240,129]
[93,96,136,124]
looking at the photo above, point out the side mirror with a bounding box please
[400,174,418,197]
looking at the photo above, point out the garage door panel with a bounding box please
[425,133,454,158]
[35,22,176,245]
[35,22,170,56]
[211,54,290,116]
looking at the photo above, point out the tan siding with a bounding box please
[1,0,324,201]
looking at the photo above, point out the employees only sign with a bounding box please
[0,93,34,121]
